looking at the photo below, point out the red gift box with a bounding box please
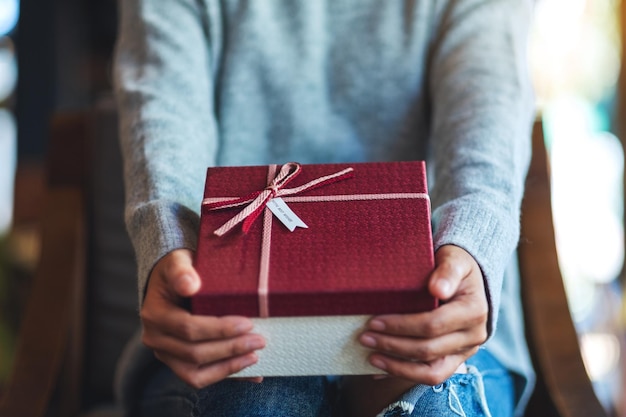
[191,161,437,317]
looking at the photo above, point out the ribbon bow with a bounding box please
[203,162,355,236]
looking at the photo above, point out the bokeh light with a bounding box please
[581,332,621,381]
[0,37,17,102]
[0,0,19,37]
[530,0,624,412]
[0,108,16,234]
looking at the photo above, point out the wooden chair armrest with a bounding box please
[0,187,85,417]
[519,121,608,417]
[1,113,90,417]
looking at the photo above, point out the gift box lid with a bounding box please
[192,161,437,317]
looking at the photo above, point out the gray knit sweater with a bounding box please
[114,0,535,414]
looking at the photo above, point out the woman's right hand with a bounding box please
[140,249,266,388]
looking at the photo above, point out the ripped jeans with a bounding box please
[136,349,514,417]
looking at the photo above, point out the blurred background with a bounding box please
[0,0,625,415]
[531,0,625,414]
[0,0,116,394]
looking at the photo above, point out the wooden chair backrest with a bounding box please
[519,121,608,417]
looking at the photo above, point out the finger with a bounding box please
[155,350,260,389]
[359,327,485,363]
[156,249,202,298]
[428,245,476,301]
[367,298,489,339]
[141,306,256,342]
[368,350,477,386]
[143,330,265,365]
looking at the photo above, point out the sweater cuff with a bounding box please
[126,201,200,308]
[432,201,520,338]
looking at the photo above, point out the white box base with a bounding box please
[233,315,384,377]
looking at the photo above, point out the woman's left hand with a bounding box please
[359,244,489,385]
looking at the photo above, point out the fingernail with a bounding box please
[247,337,265,350]
[241,353,258,368]
[360,334,377,348]
[181,274,199,292]
[369,319,385,331]
[437,278,451,296]
[370,357,387,370]
[234,322,253,334]
[233,317,254,334]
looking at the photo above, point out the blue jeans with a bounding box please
[136,349,513,417]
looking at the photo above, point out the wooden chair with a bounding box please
[518,122,610,417]
[0,99,138,417]
[0,102,610,417]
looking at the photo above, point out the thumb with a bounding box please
[159,249,202,297]
[428,245,469,301]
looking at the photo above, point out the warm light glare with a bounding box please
[531,0,620,107]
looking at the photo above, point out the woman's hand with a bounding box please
[140,249,266,388]
[359,244,489,385]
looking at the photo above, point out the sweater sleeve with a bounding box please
[428,0,535,336]
[113,0,220,304]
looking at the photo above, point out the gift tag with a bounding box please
[267,198,308,232]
